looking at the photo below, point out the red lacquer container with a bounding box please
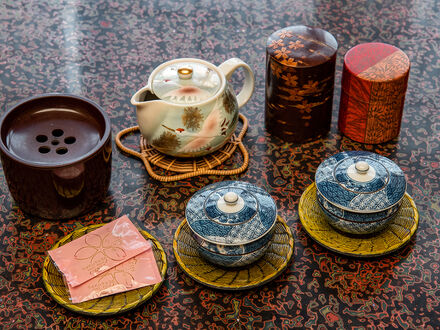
[265,26,338,143]
[338,42,410,144]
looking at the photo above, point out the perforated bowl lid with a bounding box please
[151,60,221,105]
[185,181,277,245]
[315,151,406,213]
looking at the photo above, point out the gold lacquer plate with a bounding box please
[299,183,419,257]
[42,224,167,316]
[173,216,294,290]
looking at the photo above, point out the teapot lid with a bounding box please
[315,151,407,213]
[151,59,222,105]
[185,181,277,245]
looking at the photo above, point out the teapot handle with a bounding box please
[218,58,255,108]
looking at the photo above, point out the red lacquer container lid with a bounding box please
[338,42,410,144]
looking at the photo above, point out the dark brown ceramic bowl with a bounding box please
[0,94,112,219]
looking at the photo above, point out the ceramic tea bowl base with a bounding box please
[173,216,294,290]
[317,199,399,235]
[299,183,418,257]
[197,241,270,267]
[190,225,274,256]
[316,192,401,223]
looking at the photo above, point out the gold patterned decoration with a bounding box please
[265,26,337,142]
[298,183,419,257]
[173,216,294,290]
[182,106,203,131]
[274,47,291,60]
[277,30,293,39]
[152,131,181,152]
[269,29,335,66]
[288,40,304,50]
[268,39,285,49]
[222,87,236,114]
[357,51,410,144]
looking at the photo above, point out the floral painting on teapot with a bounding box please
[131,58,254,158]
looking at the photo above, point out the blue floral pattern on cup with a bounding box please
[317,200,397,235]
[186,181,277,245]
[191,226,275,255]
[316,192,401,222]
[315,151,406,213]
[204,187,258,225]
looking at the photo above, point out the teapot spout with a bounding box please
[131,86,160,104]
[131,86,170,142]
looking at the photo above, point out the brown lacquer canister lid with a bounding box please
[266,25,338,68]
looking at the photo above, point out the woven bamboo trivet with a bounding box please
[115,114,249,182]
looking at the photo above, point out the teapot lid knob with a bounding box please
[178,67,193,80]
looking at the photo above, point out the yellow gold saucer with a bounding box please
[299,183,419,257]
[173,216,294,290]
[42,224,167,316]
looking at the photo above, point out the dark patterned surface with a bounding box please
[0,0,439,328]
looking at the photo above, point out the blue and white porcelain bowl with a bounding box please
[317,198,399,235]
[185,181,277,267]
[315,151,406,235]
[196,239,272,268]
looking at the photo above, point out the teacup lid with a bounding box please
[151,59,221,105]
[315,151,406,213]
[185,181,277,245]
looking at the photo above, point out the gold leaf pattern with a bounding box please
[288,40,304,50]
[278,30,293,39]
[280,57,301,66]
[297,100,313,114]
[274,47,291,60]
[152,131,181,151]
[182,107,203,131]
[278,87,303,102]
[268,39,285,49]
[302,80,321,94]
[222,88,236,114]
[280,73,298,87]
[270,61,283,78]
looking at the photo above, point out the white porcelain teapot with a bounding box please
[131,58,254,157]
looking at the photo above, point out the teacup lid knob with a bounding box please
[178,67,193,79]
[223,191,239,205]
[355,161,369,174]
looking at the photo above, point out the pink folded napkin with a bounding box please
[67,244,162,303]
[48,215,163,303]
[48,215,152,287]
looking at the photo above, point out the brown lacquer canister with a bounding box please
[265,25,338,142]
[338,42,410,144]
